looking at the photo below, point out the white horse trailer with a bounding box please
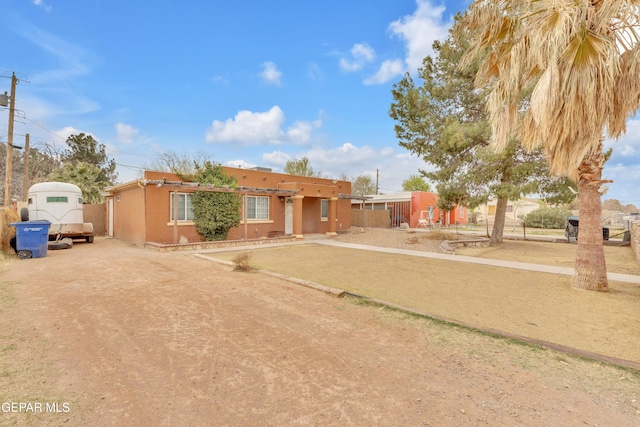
[26,182,95,242]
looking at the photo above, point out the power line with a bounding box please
[115,162,146,171]
[24,116,67,142]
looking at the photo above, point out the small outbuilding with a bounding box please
[351,191,467,228]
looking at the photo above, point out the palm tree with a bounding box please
[459,1,640,291]
[48,161,105,204]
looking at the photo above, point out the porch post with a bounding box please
[326,197,338,236]
[243,193,248,240]
[173,190,179,244]
[292,195,304,238]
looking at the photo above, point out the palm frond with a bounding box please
[459,0,640,181]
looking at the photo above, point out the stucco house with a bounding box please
[351,191,467,228]
[104,167,352,246]
[473,198,540,222]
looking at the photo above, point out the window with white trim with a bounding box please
[321,199,329,221]
[247,196,269,220]
[460,207,465,218]
[170,193,195,221]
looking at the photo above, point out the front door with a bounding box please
[285,198,293,235]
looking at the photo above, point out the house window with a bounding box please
[247,196,269,220]
[460,207,465,218]
[170,193,195,221]
[321,199,329,221]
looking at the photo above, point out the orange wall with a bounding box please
[145,183,204,244]
[409,192,467,227]
[111,184,146,246]
[223,166,350,198]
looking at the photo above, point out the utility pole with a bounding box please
[22,133,30,200]
[376,168,379,195]
[4,73,17,207]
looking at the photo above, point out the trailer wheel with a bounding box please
[86,235,94,243]
[20,207,29,221]
[49,238,72,250]
[17,250,32,259]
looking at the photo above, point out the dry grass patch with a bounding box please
[456,239,640,275]
[208,244,640,365]
[416,230,453,241]
[0,208,19,255]
[363,299,640,410]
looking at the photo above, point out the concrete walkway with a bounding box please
[316,240,640,284]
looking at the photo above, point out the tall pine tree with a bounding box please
[389,16,574,244]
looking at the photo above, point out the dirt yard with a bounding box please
[1,234,639,426]
[210,235,640,365]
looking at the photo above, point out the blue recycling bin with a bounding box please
[10,220,51,259]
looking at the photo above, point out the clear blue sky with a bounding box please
[1,0,638,204]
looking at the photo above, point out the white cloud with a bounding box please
[149,143,165,154]
[260,61,282,85]
[54,126,89,142]
[287,122,314,144]
[206,106,285,145]
[262,150,291,166]
[606,119,640,158]
[19,91,99,124]
[307,62,324,81]
[339,43,376,72]
[223,159,257,169]
[212,75,229,84]
[206,106,321,146]
[47,126,97,152]
[620,145,637,156]
[601,119,640,202]
[115,123,140,144]
[362,0,453,85]
[20,25,100,83]
[389,0,452,72]
[603,163,640,203]
[32,0,52,11]
[363,59,405,85]
[286,116,323,145]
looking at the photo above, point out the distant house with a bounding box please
[474,198,540,222]
[351,191,467,228]
[104,167,352,246]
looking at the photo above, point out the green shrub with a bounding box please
[183,161,241,241]
[523,206,571,229]
[193,191,241,241]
